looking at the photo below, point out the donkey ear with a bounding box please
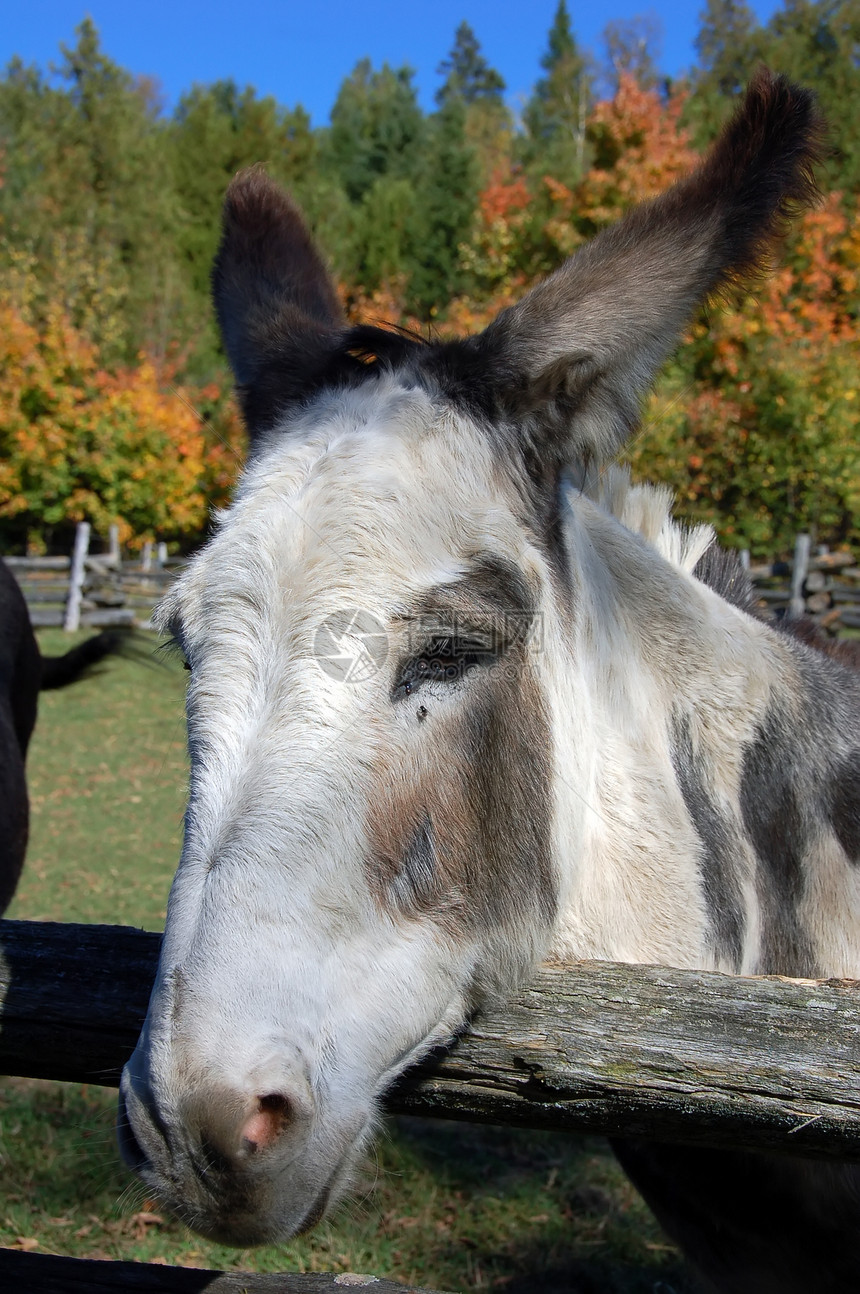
[212,168,345,440]
[477,69,824,466]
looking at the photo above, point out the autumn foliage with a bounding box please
[0,302,244,548]
[542,74,699,255]
[629,190,860,552]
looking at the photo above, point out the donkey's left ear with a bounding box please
[475,70,823,466]
[212,167,345,441]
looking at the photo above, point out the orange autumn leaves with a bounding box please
[628,187,860,553]
[0,302,244,547]
[543,73,698,252]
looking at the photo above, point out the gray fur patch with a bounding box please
[459,661,556,938]
[829,755,860,865]
[739,704,817,976]
[670,714,746,969]
[388,815,441,914]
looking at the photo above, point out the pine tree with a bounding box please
[694,0,760,96]
[436,21,512,185]
[326,60,424,203]
[436,21,505,106]
[408,98,478,317]
[690,0,860,188]
[523,1,592,181]
[763,0,860,189]
[0,20,181,364]
[171,81,316,305]
[355,175,417,290]
[0,58,65,227]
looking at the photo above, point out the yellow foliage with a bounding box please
[0,303,244,547]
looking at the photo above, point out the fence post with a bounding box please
[141,541,153,572]
[107,524,121,568]
[790,534,811,618]
[63,522,91,632]
[156,541,168,568]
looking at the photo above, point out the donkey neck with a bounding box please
[548,497,860,978]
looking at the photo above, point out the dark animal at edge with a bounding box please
[0,558,123,911]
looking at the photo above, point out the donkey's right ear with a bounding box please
[212,168,345,441]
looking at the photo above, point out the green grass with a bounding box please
[0,1080,691,1291]
[8,629,188,929]
[1,629,692,1292]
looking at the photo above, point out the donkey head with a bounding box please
[119,72,822,1243]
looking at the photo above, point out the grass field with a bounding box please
[1,629,693,1292]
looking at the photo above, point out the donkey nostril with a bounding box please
[240,1092,292,1153]
[259,1092,291,1116]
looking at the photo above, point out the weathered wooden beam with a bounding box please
[2,920,860,1158]
[3,556,72,569]
[0,1249,450,1293]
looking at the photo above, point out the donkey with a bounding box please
[0,557,125,912]
[118,72,860,1292]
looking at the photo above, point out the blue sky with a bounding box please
[4,2,784,125]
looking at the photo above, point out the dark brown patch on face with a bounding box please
[366,634,557,974]
[408,552,537,642]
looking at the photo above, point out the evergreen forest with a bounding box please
[1,2,859,555]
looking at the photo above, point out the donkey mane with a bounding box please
[594,470,860,653]
[581,465,715,574]
[585,466,764,615]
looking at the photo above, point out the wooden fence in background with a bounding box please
[4,525,859,636]
[3,524,184,631]
[748,532,860,630]
[2,919,860,1289]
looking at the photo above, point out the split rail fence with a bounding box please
[2,919,860,1289]
[748,532,860,630]
[4,524,184,632]
[4,526,860,636]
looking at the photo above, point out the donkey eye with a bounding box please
[396,636,491,697]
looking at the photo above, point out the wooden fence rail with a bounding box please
[0,930,454,1293]
[0,1251,449,1294]
[4,918,860,1291]
[3,919,860,1160]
